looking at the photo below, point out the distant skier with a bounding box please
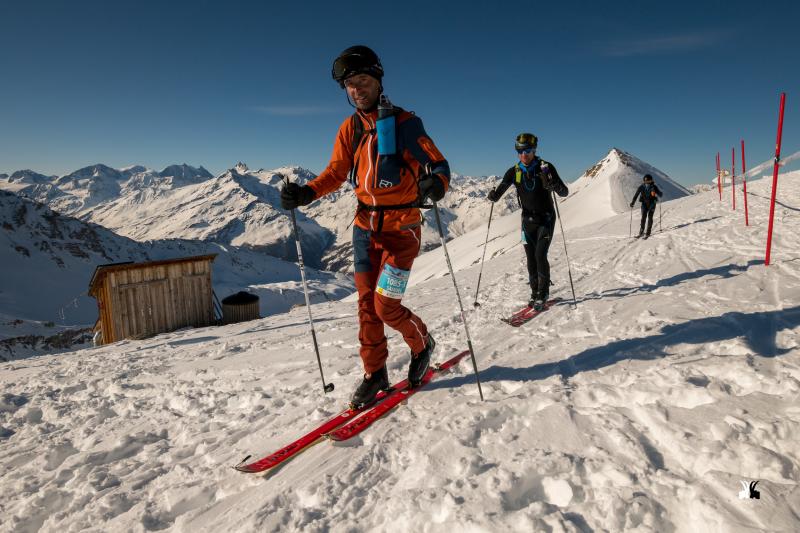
[487,133,568,311]
[280,45,450,407]
[630,174,663,239]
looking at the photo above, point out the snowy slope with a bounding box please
[691,183,715,194]
[1,170,798,531]
[559,148,690,229]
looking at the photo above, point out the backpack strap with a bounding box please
[349,113,366,186]
[351,113,365,155]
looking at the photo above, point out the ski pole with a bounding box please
[659,201,662,233]
[431,200,484,401]
[629,205,633,238]
[473,202,494,307]
[552,191,578,308]
[283,176,334,394]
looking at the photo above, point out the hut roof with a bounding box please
[88,254,217,296]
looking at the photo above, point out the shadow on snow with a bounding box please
[429,305,800,390]
[659,215,722,233]
[566,258,763,305]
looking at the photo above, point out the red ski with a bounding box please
[325,350,470,442]
[234,386,398,473]
[501,298,560,327]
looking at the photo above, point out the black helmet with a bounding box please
[515,132,538,151]
[331,45,384,88]
[643,174,653,182]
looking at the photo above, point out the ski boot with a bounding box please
[408,335,436,387]
[350,366,389,409]
[531,284,549,311]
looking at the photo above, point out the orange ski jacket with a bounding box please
[307,107,450,232]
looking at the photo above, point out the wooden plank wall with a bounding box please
[99,259,214,343]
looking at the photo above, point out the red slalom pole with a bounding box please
[717,152,721,200]
[765,93,786,266]
[741,139,749,226]
[731,147,736,210]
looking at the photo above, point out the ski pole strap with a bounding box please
[356,200,421,233]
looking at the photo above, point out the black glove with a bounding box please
[629,202,634,208]
[280,183,315,210]
[540,164,555,191]
[487,188,501,202]
[418,174,445,203]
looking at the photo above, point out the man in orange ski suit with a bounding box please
[281,45,450,406]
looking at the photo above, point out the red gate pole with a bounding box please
[731,147,736,210]
[765,93,786,266]
[717,152,721,200]
[741,139,749,226]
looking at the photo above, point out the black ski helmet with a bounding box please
[643,174,653,183]
[331,45,384,88]
[515,132,538,151]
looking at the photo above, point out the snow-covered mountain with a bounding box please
[0,164,335,269]
[0,191,353,359]
[158,163,213,182]
[1,170,63,203]
[87,164,336,268]
[3,169,57,187]
[1,149,690,278]
[1,171,797,531]
[1,163,518,272]
[558,148,690,229]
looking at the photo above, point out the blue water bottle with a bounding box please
[376,94,396,156]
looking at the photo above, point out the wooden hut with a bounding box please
[88,254,216,344]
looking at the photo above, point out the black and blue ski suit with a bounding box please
[630,183,663,236]
[491,158,569,300]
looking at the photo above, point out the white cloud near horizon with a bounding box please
[600,31,729,57]
[250,105,340,116]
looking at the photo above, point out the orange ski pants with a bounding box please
[352,225,428,374]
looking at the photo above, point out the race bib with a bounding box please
[376,264,410,299]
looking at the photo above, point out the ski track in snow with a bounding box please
[1,174,800,532]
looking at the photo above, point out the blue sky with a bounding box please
[1,0,797,186]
